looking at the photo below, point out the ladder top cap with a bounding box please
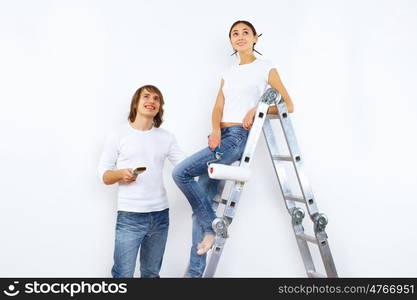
[261,88,281,105]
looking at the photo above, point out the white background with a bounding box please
[1,0,416,277]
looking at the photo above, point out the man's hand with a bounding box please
[243,107,257,130]
[208,130,221,151]
[119,168,137,184]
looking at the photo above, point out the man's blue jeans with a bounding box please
[111,209,169,278]
[172,126,249,277]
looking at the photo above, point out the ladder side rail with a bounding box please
[274,100,319,219]
[263,118,317,276]
[272,100,338,277]
[203,95,273,277]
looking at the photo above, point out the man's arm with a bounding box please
[103,169,136,185]
[167,134,186,166]
[98,131,136,185]
[103,170,122,185]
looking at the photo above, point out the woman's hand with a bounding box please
[243,107,257,130]
[208,130,221,151]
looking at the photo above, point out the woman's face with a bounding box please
[229,23,258,53]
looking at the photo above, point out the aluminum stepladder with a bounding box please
[203,88,338,278]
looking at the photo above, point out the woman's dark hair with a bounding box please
[228,20,262,56]
[128,85,164,128]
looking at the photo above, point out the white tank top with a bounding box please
[221,58,274,123]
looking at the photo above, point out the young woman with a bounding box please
[172,20,294,277]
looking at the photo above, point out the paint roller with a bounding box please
[208,163,251,182]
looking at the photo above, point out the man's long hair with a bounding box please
[128,85,164,128]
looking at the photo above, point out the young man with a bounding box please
[98,85,184,278]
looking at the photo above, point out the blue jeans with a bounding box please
[172,126,249,277]
[111,209,169,278]
[186,173,222,277]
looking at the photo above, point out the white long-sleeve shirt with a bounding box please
[97,123,185,213]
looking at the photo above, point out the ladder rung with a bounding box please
[266,114,279,119]
[307,271,326,278]
[285,195,305,203]
[214,197,228,205]
[296,233,318,245]
[272,155,292,161]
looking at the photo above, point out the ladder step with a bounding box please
[307,271,326,278]
[285,195,305,203]
[266,114,279,119]
[272,155,292,161]
[296,233,318,245]
[214,197,228,205]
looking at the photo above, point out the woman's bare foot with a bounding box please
[197,234,215,255]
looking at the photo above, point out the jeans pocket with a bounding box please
[116,211,148,231]
[221,131,247,152]
[230,133,244,146]
[157,209,170,225]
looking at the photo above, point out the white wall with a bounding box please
[1,0,416,277]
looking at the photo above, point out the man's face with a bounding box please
[137,89,161,119]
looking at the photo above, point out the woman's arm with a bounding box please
[208,79,225,151]
[268,68,294,113]
[242,68,294,130]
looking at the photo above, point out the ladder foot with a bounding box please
[307,270,326,278]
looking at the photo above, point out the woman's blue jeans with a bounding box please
[172,126,249,277]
